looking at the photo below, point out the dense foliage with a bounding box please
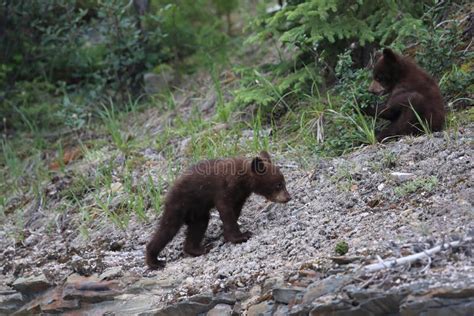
[0,0,232,130]
[232,0,472,153]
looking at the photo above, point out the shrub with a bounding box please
[0,0,235,131]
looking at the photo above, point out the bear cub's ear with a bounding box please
[251,156,266,174]
[383,48,397,62]
[259,150,272,163]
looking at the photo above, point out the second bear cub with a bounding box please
[366,48,445,142]
[146,151,291,269]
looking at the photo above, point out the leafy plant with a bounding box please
[335,240,349,255]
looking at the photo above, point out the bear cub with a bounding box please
[365,48,445,142]
[146,151,291,269]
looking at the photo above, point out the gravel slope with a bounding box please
[1,126,472,314]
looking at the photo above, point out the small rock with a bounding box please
[100,267,123,280]
[200,92,217,113]
[328,256,363,265]
[234,290,250,301]
[62,277,121,303]
[377,183,385,191]
[249,285,262,297]
[110,182,123,193]
[144,69,174,95]
[189,293,213,305]
[298,270,318,278]
[247,301,274,316]
[232,302,242,316]
[207,303,232,316]
[288,303,311,316]
[23,234,40,247]
[41,299,80,314]
[400,287,474,316]
[302,275,352,304]
[263,277,284,293]
[71,255,92,275]
[215,292,236,305]
[272,287,304,304]
[12,274,53,294]
[390,172,415,183]
[110,240,124,251]
[156,300,212,316]
[0,292,24,314]
[273,304,289,316]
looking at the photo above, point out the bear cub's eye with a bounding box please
[276,182,283,189]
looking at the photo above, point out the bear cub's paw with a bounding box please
[225,231,253,243]
[145,256,166,270]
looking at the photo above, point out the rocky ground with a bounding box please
[1,117,473,314]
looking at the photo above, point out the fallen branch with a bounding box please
[363,237,472,273]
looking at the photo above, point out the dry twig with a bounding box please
[363,237,472,273]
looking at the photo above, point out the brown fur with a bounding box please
[365,48,445,142]
[145,151,291,269]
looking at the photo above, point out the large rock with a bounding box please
[400,287,474,316]
[303,275,353,304]
[151,301,212,316]
[272,287,304,304]
[62,279,120,303]
[207,303,233,316]
[247,301,274,316]
[273,304,289,316]
[99,266,123,280]
[0,291,24,314]
[12,274,53,295]
[145,293,233,316]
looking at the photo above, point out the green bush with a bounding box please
[233,0,471,155]
[234,0,432,113]
[0,0,236,131]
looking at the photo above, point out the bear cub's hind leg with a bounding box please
[145,211,183,269]
[183,213,210,256]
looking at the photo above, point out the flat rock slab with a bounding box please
[0,292,24,314]
[206,303,233,316]
[62,280,121,303]
[303,275,353,304]
[12,274,53,294]
[247,301,274,316]
[272,287,304,304]
[99,266,123,280]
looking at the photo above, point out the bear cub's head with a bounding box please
[249,151,291,204]
[369,48,405,95]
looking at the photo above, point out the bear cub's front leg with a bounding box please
[218,206,252,243]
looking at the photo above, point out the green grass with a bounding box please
[1,139,22,181]
[98,100,130,155]
[394,176,439,197]
[211,64,230,122]
[146,173,164,215]
[381,151,397,169]
[330,165,354,192]
[410,103,432,136]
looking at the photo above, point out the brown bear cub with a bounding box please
[145,151,291,269]
[365,48,445,142]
